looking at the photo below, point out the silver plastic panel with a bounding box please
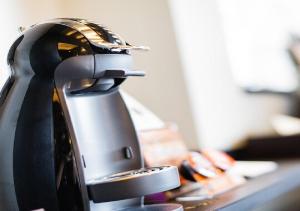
[63,90,142,181]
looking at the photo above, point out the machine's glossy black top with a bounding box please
[7,18,147,78]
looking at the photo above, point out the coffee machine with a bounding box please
[0,18,182,211]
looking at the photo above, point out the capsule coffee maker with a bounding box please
[0,18,182,211]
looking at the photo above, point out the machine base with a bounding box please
[119,203,183,211]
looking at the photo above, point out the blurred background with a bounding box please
[1,0,300,151]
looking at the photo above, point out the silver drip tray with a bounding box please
[87,166,180,203]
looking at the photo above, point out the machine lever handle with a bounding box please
[124,70,145,77]
[98,69,145,78]
[67,69,145,94]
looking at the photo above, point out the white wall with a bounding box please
[217,0,300,93]
[0,0,63,86]
[168,0,290,149]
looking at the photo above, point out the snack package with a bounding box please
[201,148,236,171]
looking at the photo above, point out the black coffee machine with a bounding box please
[0,18,182,211]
